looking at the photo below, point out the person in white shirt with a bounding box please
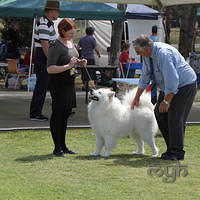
[30,1,60,121]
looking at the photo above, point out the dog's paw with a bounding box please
[152,152,159,157]
[90,152,100,156]
[132,151,144,155]
[152,154,158,157]
[101,153,110,158]
[152,148,159,157]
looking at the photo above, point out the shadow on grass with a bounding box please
[15,154,54,162]
[75,153,176,168]
[109,154,179,168]
[75,155,103,160]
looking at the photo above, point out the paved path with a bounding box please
[0,89,199,130]
[0,91,89,130]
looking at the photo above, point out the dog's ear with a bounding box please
[108,91,115,101]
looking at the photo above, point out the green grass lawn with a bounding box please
[0,127,200,200]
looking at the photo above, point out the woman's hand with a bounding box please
[69,57,78,68]
[77,59,87,67]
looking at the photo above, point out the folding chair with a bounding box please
[4,59,28,89]
[126,62,143,78]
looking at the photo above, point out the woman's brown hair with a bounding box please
[58,18,76,38]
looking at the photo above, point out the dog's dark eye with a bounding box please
[98,92,101,94]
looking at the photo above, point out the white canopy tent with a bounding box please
[88,20,111,55]
[128,16,165,62]
[88,4,165,64]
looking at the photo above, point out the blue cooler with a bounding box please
[27,74,36,91]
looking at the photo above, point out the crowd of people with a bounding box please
[0,1,198,161]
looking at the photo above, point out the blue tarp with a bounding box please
[125,4,159,19]
[107,4,160,20]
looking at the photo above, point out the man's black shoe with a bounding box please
[177,155,184,160]
[161,151,184,161]
[69,111,75,117]
[30,115,48,121]
[161,152,177,161]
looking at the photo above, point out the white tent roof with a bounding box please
[62,0,200,7]
[126,4,158,14]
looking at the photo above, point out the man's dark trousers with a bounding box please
[30,48,49,117]
[154,82,197,157]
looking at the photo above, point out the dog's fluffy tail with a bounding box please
[122,87,154,111]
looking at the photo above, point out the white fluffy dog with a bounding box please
[88,88,159,157]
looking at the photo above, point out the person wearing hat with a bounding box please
[30,1,60,121]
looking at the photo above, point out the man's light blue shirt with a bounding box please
[138,42,197,95]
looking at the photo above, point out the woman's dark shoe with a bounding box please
[53,150,65,157]
[62,146,77,154]
[63,149,77,154]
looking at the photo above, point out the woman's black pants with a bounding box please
[49,78,75,152]
[50,108,71,152]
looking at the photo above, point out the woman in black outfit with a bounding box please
[47,18,87,157]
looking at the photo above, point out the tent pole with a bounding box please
[80,20,82,36]
[85,19,87,30]
[27,17,36,93]
[123,21,127,42]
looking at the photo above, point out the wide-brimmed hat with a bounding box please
[43,1,60,10]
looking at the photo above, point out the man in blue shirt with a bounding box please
[131,34,197,161]
[149,25,158,42]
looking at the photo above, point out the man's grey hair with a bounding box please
[132,34,153,51]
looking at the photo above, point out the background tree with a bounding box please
[178,5,197,59]
[109,4,127,66]
[164,7,172,44]
[154,5,198,58]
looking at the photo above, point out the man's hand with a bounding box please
[131,97,140,110]
[159,101,170,113]
[159,93,173,113]
[41,40,49,57]
[131,88,144,110]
